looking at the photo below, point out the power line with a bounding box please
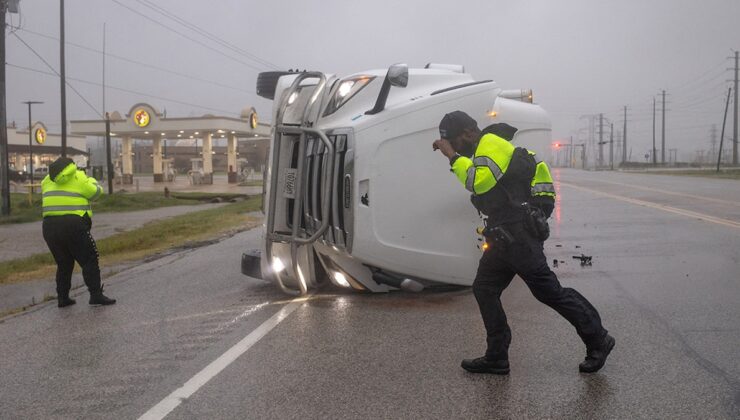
[6,62,240,117]
[17,27,256,95]
[11,32,102,117]
[133,0,280,70]
[109,0,268,72]
[667,59,728,91]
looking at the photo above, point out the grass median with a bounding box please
[1,191,248,225]
[0,196,262,285]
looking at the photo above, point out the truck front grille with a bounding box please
[301,133,353,251]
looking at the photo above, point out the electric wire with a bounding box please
[109,0,267,72]
[7,62,239,117]
[133,0,280,70]
[667,58,729,91]
[16,27,256,95]
[11,32,103,118]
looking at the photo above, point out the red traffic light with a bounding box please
[553,142,561,148]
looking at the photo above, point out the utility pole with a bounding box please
[1,0,13,216]
[569,135,574,168]
[710,124,718,163]
[105,113,113,194]
[102,23,106,117]
[610,122,614,170]
[23,101,43,194]
[598,113,604,167]
[733,50,738,165]
[652,97,657,165]
[661,90,667,164]
[718,87,732,172]
[60,0,68,157]
[622,106,627,165]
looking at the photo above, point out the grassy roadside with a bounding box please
[640,168,740,180]
[1,192,247,225]
[0,197,262,285]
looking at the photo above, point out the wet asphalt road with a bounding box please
[0,168,738,419]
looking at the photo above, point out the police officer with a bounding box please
[41,157,116,307]
[432,111,613,374]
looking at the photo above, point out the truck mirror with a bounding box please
[387,63,409,88]
[366,63,409,115]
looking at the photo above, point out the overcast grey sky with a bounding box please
[5,0,740,160]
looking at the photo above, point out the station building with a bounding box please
[71,103,271,184]
[5,121,88,174]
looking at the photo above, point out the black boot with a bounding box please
[89,287,116,306]
[58,296,76,308]
[579,334,615,373]
[461,357,510,375]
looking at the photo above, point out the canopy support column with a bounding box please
[202,132,213,184]
[227,134,238,183]
[152,137,163,182]
[122,136,133,184]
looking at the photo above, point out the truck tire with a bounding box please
[256,71,294,100]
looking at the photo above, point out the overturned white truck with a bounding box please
[242,64,551,295]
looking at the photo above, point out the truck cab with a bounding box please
[243,64,551,295]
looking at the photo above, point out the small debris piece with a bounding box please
[553,259,559,268]
[575,245,581,249]
[572,254,592,267]
[556,244,563,248]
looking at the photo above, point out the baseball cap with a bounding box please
[49,157,75,181]
[439,111,478,140]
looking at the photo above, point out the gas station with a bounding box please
[5,122,87,173]
[70,103,270,185]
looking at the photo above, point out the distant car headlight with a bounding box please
[323,75,375,117]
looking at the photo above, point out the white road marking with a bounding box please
[561,182,740,230]
[574,177,740,207]
[138,297,307,420]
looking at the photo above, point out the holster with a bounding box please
[483,224,516,248]
[521,203,550,241]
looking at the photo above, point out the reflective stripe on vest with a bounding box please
[473,156,504,180]
[43,190,86,198]
[532,183,555,195]
[42,205,92,212]
[465,166,476,192]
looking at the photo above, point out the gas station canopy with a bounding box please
[70,103,271,185]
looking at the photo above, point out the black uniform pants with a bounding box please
[42,215,101,297]
[473,223,607,360]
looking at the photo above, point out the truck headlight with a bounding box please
[272,257,286,273]
[323,76,375,116]
[332,271,351,288]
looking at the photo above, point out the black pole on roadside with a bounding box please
[105,112,113,194]
[59,0,68,157]
[717,87,732,173]
[569,136,573,168]
[23,101,43,194]
[1,0,11,216]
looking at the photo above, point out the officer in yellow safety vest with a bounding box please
[433,111,613,374]
[41,157,116,307]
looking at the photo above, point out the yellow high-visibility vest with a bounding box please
[41,163,103,217]
[451,133,514,195]
[531,161,556,198]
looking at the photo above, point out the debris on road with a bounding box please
[572,254,592,267]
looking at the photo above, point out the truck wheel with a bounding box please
[256,71,294,100]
